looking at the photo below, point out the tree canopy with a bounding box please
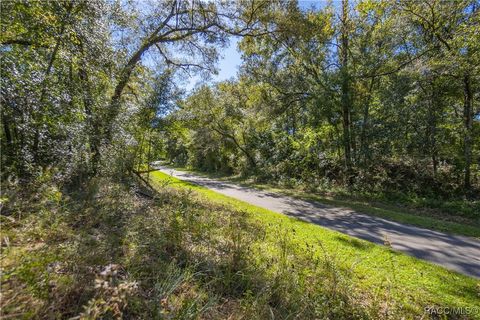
[163,0,480,199]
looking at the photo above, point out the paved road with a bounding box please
[157,166,480,278]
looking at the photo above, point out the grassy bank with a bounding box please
[162,165,480,238]
[2,172,479,319]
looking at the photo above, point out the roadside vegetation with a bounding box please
[160,0,480,231]
[164,164,480,238]
[1,171,479,319]
[1,1,479,319]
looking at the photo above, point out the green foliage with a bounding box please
[162,0,480,203]
[1,1,479,318]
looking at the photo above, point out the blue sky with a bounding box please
[215,37,242,82]
[183,1,326,91]
[184,37,241,92]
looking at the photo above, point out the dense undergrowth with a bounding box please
[2,172,479,319]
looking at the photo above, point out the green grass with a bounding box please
[149,170,480,318]
[3,171,479,319]
[163,165,480,238]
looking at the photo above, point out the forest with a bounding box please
[1,0,480,319]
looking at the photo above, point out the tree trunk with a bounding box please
[88,42,153,169]
[2,112,12,147]
[360,77,376,164]
[340,0,352,177]
[429,83,438,176]
[1,111,14,168]
[463,73,473,191]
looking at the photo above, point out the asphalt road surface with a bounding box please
[156,165,480,278]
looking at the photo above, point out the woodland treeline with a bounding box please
[1,0,261,179]
[1,0,479,200]
[163,0,480,200]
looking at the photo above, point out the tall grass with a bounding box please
[1,175,478,319]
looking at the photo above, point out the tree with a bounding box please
[99,0,269,168]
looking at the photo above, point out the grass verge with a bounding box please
[163,165,480,238]
[150,170,480,318]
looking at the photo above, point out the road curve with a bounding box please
[156,165,480,278]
